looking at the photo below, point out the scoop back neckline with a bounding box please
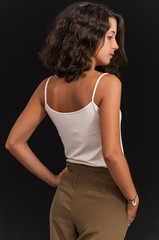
[45,101,99,115]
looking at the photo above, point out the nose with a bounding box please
[113,39,119,50]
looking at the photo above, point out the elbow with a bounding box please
[5,139,26,150]
[5,141,13,150]
[103,155,116,164]
[103,149,122,164]
[5,139,17,150]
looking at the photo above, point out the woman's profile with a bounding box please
[5,1,139,239]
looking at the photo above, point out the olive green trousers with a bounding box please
[49,162,136,240]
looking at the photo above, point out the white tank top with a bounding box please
[45,73,124,168]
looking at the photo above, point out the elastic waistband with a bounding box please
[66,161,113,178]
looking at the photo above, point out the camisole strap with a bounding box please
[91,73,108,102]
[45,76,52,105]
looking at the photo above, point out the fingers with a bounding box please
[128,213,136,221]
[62,167,68,173]
[59,167,68,177]
[127,211,137,223]
[127,203,138,221]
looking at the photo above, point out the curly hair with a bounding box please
[38,1,128,82]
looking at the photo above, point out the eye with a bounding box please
[108,36,113,40]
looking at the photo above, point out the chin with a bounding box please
[103,59,110,65]
[103,61,110,66]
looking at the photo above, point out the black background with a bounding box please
[1,0,159,239]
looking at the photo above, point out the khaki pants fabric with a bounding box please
[49,162,136,240]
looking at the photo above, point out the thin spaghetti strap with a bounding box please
[45,76,52,105]
[91,73,108,102]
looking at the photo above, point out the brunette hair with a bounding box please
[39,1,128,82]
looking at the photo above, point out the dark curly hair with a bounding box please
[39,1,128,82]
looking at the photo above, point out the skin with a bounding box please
[91,17,119,67]
[5,17,139,221]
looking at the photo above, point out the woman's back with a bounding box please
[45,70,124,168]
[45,70,106,113]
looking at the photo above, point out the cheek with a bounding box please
[96,42,110,59]
[100,46,109,56]
[102,41,109,51]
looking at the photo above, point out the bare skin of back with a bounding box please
[45,70,106,112]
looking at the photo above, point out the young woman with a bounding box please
[5,1,139,239]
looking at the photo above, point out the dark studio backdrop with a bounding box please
[1,0,159,239]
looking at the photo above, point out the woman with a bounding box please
[5,1,139,239]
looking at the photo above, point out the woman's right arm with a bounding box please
[5,79,67,188]
[99,74,139,221]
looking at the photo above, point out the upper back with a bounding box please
[44,70,109,113]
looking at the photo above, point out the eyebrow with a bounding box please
[109,31,116,34]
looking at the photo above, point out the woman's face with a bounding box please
[92,17,119,67]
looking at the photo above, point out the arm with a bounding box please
[99,74,139,218]
[5,78,67,187]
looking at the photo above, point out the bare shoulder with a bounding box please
[101,73,122,88]
[98,73,122,97]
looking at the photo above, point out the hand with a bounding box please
[54,167,68,187]
[127,194,139,221]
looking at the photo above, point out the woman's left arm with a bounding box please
[5,78,67,187]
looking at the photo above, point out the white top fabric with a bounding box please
[45,73,124,168]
